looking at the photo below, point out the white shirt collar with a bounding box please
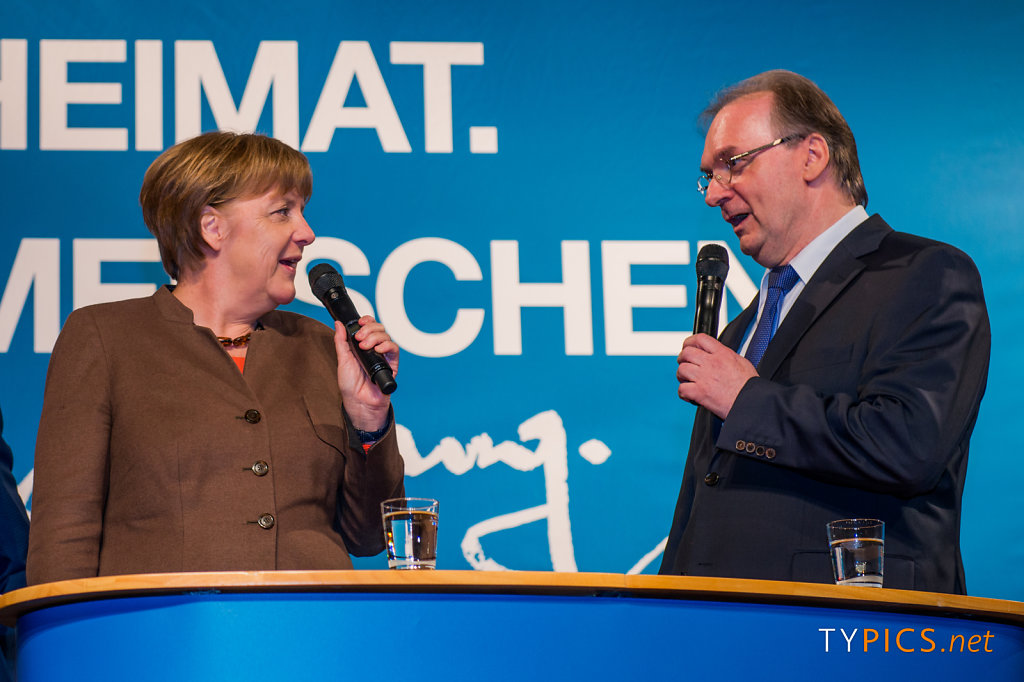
[787,205,869,285]
[738,205,869,355]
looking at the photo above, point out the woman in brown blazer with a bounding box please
[26,132,405,584]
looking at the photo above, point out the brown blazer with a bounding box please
[27,286,405,584]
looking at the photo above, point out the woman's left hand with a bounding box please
[334,316,399,431]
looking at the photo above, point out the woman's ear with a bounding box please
[199,205,224,252]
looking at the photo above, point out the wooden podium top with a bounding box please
[2,569,1022,628]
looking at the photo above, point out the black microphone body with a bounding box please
[693,244,729,337]
[308,263,397,395]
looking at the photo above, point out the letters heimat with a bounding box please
[0,39,497,154]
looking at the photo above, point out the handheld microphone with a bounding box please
[308,263,397,395]
[693,244,729,337]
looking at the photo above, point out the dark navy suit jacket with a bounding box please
[0,405,29,682]
[660,215,991,594]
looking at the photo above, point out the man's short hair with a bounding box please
[701,70,868,207]
[139,131,313,280]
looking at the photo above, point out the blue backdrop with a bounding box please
[1,0,1021,600]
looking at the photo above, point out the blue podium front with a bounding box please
[3,571,1023,680]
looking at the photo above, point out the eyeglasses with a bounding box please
[697,134,802,195]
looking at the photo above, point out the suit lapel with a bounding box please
[719,299,756,352]
[755,214,892,379]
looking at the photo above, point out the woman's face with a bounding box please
[211,186,315,310]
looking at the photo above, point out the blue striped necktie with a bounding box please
[744,264,800,368]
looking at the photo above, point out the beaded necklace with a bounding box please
[216,332,252,348]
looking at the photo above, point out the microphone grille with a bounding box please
[308,263,346,299]
[695,244,729,279]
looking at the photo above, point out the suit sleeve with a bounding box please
[336,407,405,556]
[26,308,111,584]
[720,245,990,497]
[0,408,29,594]
[659,411,702,574]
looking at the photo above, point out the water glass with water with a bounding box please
[826,518,884,587]
[382,497,439,569]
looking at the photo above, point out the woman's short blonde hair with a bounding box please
[139,131,313,280]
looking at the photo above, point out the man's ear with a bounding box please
[199,205,225,252]
[802,132,831,184]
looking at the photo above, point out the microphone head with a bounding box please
[695,244,729,279]
[308,263,346,300]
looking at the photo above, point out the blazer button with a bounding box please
[755,445,765,457]
[244,409,262,424]
[257,513,275,529]
[765,448,777,459]
[251,460,269,476]
[735,440,746,451]
[745,442,756,454]
[703,472,720,487]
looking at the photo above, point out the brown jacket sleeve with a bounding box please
[28,306,111,583]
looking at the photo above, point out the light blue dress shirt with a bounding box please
[738,205,869,356]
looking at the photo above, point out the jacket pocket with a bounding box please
[302,395,347,455]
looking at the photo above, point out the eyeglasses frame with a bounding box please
[697,134,803,195]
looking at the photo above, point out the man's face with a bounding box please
[700,93,805,267]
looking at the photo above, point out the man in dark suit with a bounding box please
[0,404,30,682]
[659,70,990,594]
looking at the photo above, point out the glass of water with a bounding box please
[382,497,439,569]
[826,518,884,587]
